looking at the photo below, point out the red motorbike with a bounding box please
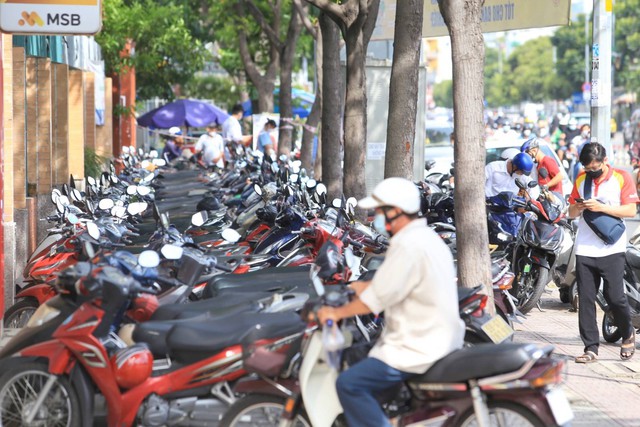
[0,262,306,427]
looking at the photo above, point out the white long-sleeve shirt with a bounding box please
[485,160,540,200]
[359,219,464,373]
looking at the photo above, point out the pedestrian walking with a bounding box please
[568,142,638,363]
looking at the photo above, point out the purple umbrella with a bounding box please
[137,99,230,128]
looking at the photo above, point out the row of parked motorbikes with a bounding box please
[0,147,574,426]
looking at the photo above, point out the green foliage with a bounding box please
[614,0,640,92]
[433,80,453,108]
[484,46,511,107]
[97,0,210,99]
[84,147,109,178]
[506,37,559,102]
[183,75,246,111]
[550,14,590,98]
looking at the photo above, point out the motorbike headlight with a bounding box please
[26,302,61,328]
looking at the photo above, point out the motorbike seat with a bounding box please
[626,245,640,270]
[203,266,313,298]
[150,293,266,321]
[409,343,546,385]
[166,311,306,364]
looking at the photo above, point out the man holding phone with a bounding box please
[568,142,638,363]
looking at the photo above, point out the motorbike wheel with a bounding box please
[456,401,545,427]
[559,288,570,304]
[3,297,39,328]
[0,360,80,427]
[511,266,549,315]
[602,311,622,343]
[219,394,311,427]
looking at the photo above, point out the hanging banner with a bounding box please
[371,0,571,41]
[0,0,102,35]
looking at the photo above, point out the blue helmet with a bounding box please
[512,152,534,175]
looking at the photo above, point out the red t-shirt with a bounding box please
[538,156,562,193]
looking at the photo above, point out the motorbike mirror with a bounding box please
[346,197,358,214]
[101,172,109,187]
[161,244,184,260]
[127,202,147,215]
[87,221,101,240]
[425,160,436,171]
[110,174,119,185]
[279,154,288,163]
[86,200,95,214]
[87,176,96,186]
[191,211,208,227]
[111,206,127,218]
[254,184,263,196]
[137,186,151,196]
[71,188,82,202]
[56,199,64,213]
[152,158,166,167]
[122,146,130,154]
[98,198,115,210]
[66,213,79,224]
[51,189,61,204]
[58,195,70,206]
[316,183,327,197]
[150,150,158,159]
[126,185,137,195]
[139,148,144,157]
[271,163,279,174]
[221,228,242,243]
[538,167,549,179]
[289,174,299,183]
[332,198,342,208]
[528,181,538,189]
[138,250,160,268]
[306,179,317,189]
[514,178,527,189]
[143,172,155,183]
[140,160,151,169]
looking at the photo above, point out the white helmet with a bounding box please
[358,177,420,214]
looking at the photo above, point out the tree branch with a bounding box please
[363,0,381,46]
[244,0,284,51]
[238,29,263,85]
[305,0,346,26]
[293,0,317,39]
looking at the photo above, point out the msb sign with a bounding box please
[0,0,102,35]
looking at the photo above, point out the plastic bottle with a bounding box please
[322,319,345,370]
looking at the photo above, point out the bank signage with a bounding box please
[0,0,102,35]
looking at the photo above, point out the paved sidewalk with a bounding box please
[514,286,640,427]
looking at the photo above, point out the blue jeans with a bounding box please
[336,357,414,427]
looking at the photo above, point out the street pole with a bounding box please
[590,0,613,158]
[584,0,589,93]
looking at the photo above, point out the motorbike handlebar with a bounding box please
[154,275,184,289]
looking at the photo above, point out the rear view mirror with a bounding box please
[70,188,82,202]
[289,174,299,183]
[221,228,242,243]
[66,213,79,225]
[140,160,151,169]
[126,185,137,195]
[316,184,327,197]
[161,244,184,260]
[87,221,100,240]
[99,198,115,210]
[137,186,151,196]
[515,178,526,190]
[127,202,148,215]
[306,179,317,189]
[51,189,61,204]
[87,176,96,186]
[138,250,160,268]
[346,197,357,214]
[143,172,155,183]
[122,146,130,154]
[528,181,538,189]
[152,159,166,167]
[150,150,158,159]
[254,184,263,196]
[332,198,342,208]
[191,211,208,227]
[111,206,127,218]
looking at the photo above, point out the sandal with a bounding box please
[575,351,598,364]
[621,330,636,361]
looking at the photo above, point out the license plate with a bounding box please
[481,315,513,343]
[546,388,574,425]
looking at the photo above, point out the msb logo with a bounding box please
[19,11,81,27]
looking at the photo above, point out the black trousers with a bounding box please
[576,253,633,354]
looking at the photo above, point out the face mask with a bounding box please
[585,168,604,179]
[372,213,390,237]
[581,131,590,138]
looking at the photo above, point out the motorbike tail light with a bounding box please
[530,360,565,388]
[461,294,488,318]
[496,273,515,290]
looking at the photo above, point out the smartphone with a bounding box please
[575,198,584,203]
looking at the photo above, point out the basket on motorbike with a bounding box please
[176,252,209,287]
[241,325,305,377]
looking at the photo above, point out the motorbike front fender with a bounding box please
[15,283,56,305]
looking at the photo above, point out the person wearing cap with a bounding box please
[316,177,464,427]
[521,138,564,194]
[195,123,225,168]
[162,126,184,162]
[257,119,277,155]
[485,152,540,200]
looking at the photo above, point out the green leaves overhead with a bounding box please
[97,0,209,99]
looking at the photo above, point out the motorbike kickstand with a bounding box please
[536,300,545,312]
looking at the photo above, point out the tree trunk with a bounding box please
[238,29,278,114]
[314,133,323,179]
[256,83,276,114]
[320,12,343,200]
[384,0,424,179]
[300,28,323,172]
[278,11,303,155]
[438,0,492,301]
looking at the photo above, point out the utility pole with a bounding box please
[590,0,613,158]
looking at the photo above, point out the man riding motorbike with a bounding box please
[316,177,464,427]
